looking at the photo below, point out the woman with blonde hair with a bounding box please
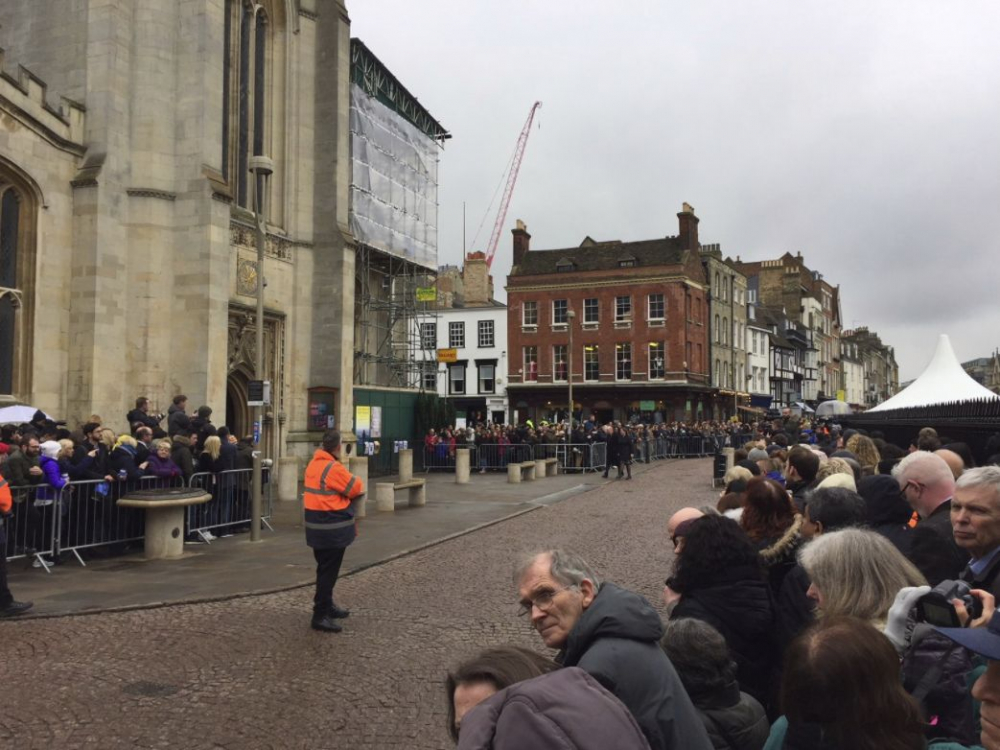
[846,434,881,476]
[799,527,926,628]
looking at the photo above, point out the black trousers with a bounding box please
[312,546,346,619]
[0,538,12,608]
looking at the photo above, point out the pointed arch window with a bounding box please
[224,0,271,209]
[0,179,33,398]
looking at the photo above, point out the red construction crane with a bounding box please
[479,101,542,269]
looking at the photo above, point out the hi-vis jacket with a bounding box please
[0,476,11,545]
[302,449,365,549]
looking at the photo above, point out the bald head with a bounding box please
[667,507,705,537]
[935,449,965,480]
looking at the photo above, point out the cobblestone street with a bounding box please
[1,459,717,749]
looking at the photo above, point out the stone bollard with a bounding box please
[399,448,413,483]
[534,459,547,478]
[507,462,521,483]
[348,456,369,518]
[376,482,395,512]
[455,448,470,484]
[277,455,301,503]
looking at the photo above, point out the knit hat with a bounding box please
[40,440,62,459]
[748,448,770,462]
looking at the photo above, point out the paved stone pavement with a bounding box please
[0,459,718,749]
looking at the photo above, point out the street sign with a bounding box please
[248,379,271,406]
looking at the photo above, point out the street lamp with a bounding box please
[249,154,274,543]
[567,309,576,441]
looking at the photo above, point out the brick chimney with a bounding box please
[512,219,531,267]
[463,252,492,306]
[677,202,699,251]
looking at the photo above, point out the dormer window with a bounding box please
[556,258,575,273]
[618,255,637,268]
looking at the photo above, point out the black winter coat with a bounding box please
[909,501,968,586]
[775,564,814,646]
[671,565,779,710]
[689,680,769,750]
[560,583,713,750]
[859,474,914,559]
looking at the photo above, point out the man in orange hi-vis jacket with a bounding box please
[303,430,365,633]
[0,475,32,617]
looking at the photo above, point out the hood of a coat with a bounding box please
[456,667,650,750]
[172,435,191,449]
[759,515,804,564]
[562,583,663,666]
[859,474,913,526]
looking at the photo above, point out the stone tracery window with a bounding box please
[223,0,273,210]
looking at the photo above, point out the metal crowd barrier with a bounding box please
[533,443,605,473]
[4,469,274,566]
[473,443,533,472]
[60,475,182,566]
[187,468,273,544]
[422,445,461,472]
[2,484,58,571]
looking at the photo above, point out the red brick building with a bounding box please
[505,205,713,425]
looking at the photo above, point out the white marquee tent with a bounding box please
[869,334,1000,412]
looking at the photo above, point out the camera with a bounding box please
[916,579,982,627]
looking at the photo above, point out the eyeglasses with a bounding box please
[517,584,576,617]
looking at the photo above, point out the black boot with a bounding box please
[0,601,33,617]
[330,603,350,619]
[311,615,343,633]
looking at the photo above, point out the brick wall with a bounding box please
[506,275,707,385]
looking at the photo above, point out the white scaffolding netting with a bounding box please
[349,83,439,270]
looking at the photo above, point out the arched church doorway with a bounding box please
[226,368,251,438]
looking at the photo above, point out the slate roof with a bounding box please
[512,237,690,276]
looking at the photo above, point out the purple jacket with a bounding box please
[145,454,182,479]
[457,667,650,750]
[36,455,68,503]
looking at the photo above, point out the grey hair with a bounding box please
[892,450,954,489]
[956,466,1000,497]
[660,618,735,696]
[513,549,602,590]
[799,528,926,623]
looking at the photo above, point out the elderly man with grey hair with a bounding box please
[515,549,712,750]
[955,465,1000,598]
[893,450,968,585]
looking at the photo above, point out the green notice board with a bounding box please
[640,400,656,411]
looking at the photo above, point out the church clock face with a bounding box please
[237,259,258,296]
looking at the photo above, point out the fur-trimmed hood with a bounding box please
[759,514,804,565]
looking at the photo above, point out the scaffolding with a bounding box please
[354,244,438,389]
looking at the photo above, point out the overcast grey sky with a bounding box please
[352,1,1000,381]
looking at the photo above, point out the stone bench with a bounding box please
[117,488,211,560]
[507,462,536,483]
[535,457,559,478]
[374,478,427,512]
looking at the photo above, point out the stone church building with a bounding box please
[0,0,356,468]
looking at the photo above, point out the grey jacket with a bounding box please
[457,667,650,750]
[560,583,714,750]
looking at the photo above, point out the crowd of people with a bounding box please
[442,411,1000,749]
[0,396,260,600]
